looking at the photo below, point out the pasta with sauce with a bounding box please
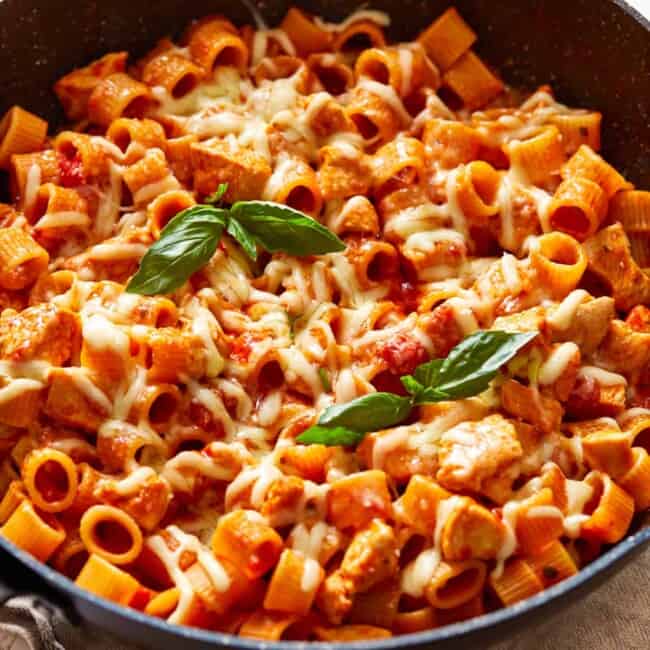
[0,5,649,642]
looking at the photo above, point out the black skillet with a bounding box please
[0,1,649,648]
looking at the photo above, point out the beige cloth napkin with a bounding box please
[0,546,649,650]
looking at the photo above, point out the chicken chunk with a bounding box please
[0,303,80,365]
[317,519,398,624]
[436,414,523,498]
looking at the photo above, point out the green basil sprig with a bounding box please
[297,330,537,447]
[126,184,345,295]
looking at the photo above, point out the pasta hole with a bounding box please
[120,181,134,208]
[93,520,133,555]
[155,197,189,232]
[34,460,69,504]
[633,426,650,454]
[340,33,373,51]
[148,391,178,425]
[286,186,316,214]
[155,309,177,328]
[175,438,206,453]
[172,73,199,99]
[214,46,242,69]
[123,96,150,120]
[436,568,481,601]
[367,250,398,282]
[549,206,590,240]
[583,478,604,515]
[32,191,51,222]
[58,141,79,161]
[361,60,390,85]
[111,128,132,153]
[351,114,379,140]
[257,360,284,393]
[544,239,580,266]
[437,86,463,112]
[314,67,349,96]
[404,89,427,117]
[143,346,154,369]
[250,540,276,573]
[399,534,426,566]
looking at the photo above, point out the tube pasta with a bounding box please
[345,86,402,143]
[0,228,49,290]
[504,126,565,187]
[0,106,47,169]
[332,20,386,52]
[619,447,650,512]
[88,73,155,127]
[188,19,249,71]
[76,553,141,604]
[281,8,332,56]
[263,549,324,615]
[425,560,487,609]
[525,540,578,587]
[80,504,144,565]
[0,481,27,525]
[211,510,283,579]
[581,472,634,544]
[0,500,65,562]
[141,53,204,100]
[265,156,322,216]
[561,145,633,198]
[442,51,504,109]
[54,51,128,121]
[549,112,601,156]
[454,160,501,224]
[548,177,608,241]
[417,7,477,71]
[106,117,167,162]
[489,558,544,606]
[529,232,587,299]
[22,449,78,513]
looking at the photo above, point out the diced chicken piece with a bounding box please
[550,296,615,355]
[0,303,80,365]
[440,498,506,561]
[317,520,398,624]
[436,414,523,498]
[501,379,564,434]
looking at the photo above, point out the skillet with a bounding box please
[0,0,649,647]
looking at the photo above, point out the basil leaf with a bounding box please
[205,183,228,206]
[411,386,450,405]
[318,392,413,432]
[433,330,537,399]
[413,359,443,387]
[230,201,345,256]
[318,367,331,392]
[401,375,424,396]
[297,425,366,447]
[227,217,258,260]
[126,206,226,295]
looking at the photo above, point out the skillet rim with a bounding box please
[1,0,649,646]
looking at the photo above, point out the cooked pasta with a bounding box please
[0,5,648,643]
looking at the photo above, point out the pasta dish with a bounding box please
[0,5,649,641]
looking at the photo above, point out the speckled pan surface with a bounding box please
[0,1,649,648]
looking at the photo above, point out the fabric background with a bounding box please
[1,0,649,647]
